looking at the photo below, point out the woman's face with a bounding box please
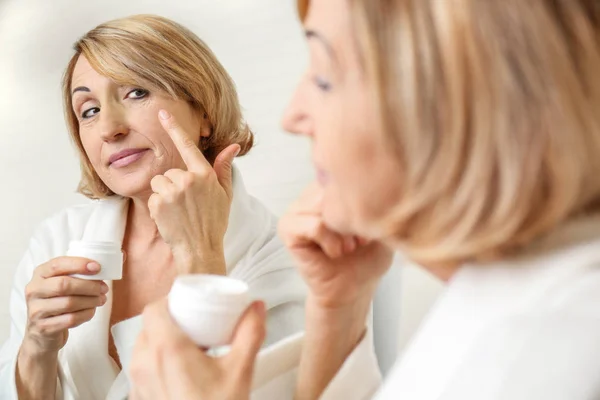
[71,56,209,199]
[282,0,402,237]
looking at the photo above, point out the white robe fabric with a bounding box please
[0,167,307,400]
[319,216,600,399]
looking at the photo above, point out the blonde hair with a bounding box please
[298,0,600,264]
[63,14,254,199]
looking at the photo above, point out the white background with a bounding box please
[0,0,443,375]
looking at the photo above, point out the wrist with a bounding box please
[20,337,59,362]
[173,245,226,275]
[305,294,371,347]
[17,340,59,400]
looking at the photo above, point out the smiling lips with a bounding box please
[108,148,149,168]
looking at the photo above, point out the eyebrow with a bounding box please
[305,29,338,62]
[72,86,90,96]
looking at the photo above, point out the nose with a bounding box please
[281,75,313,137]
[98,104,129,142]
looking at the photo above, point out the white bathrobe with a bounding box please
[256,216,600,400]
[0,167,307,400]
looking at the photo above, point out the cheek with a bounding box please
[79,133,102,166]
[321,92,400,233]
[319,93,376,184]
[134,102,200,164]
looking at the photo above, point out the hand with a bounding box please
[149,109,240,274]
[278,183,394,310]
[279,184,394,400]
[130,299,266,400]
[22,257,108,355]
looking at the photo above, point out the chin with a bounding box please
[323,198,382,239]
[107,166,162,197]
[104,179,152,199]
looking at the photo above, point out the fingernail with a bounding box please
[234,145,241,157]
[100,295,107,305]
[159,110,171,120]
[87,262,101,272]
[100,284,109,294]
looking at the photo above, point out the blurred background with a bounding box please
[0,0,443,375]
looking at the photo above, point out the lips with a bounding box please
[108,148,149,168]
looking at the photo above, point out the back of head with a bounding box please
[299,0,600,264]
[63,14,253,198]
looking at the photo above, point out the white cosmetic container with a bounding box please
[168,274,251,348]
[67,241,124,281]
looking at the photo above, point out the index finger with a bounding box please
[158,109,210,171]
[37,256,100,279]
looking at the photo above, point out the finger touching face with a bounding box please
[158,109,211,173]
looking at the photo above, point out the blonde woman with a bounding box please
[0,15,306,400]
[129,0,600,399]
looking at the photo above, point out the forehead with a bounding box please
[304,0,357,67]
[71,56,106,87]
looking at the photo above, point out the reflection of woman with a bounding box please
[129,0,600,399]
[0,15,306,399]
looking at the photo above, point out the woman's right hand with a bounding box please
[22,257,108,355]
[278,183,394,310]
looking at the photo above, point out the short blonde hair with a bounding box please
[298,0,600,264]
[63,14,254,199]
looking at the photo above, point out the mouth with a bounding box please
[109,148,150,168]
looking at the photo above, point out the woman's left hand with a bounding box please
[130,299,266,400]
[149,109,240,274]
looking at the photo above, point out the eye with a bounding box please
[313,76,332,92]
[127,88,149,99]
[82,107,100,119]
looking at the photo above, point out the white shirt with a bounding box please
[0,168,307,400]
[256,216,600,400]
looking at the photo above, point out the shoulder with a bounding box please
[33,201,100,241]
[29,197,126,254]
[11,200,109,286]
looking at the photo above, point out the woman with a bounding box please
[128,0,600,399]
[0,14,306,400]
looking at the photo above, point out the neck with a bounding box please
[383,237,461,283]
[126,196,162,245]
[420,262,461,282]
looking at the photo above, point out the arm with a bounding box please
[295,296,371,400]
[15,346,59,400]
[295,295,382,400]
